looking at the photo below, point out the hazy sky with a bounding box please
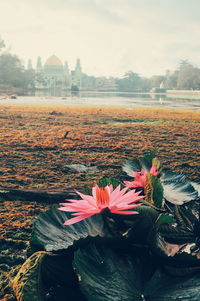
[1,0,200,77]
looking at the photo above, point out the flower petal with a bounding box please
[111,189,142,207]
[71,209,101,216]
[63,213,95,225]
[110,209,140,215]
[75,191,97,208]
[124,180,144,188]
[114,203,142,210]
[109,185,129,205]
[58,204,91,212]
[150,165,159,176]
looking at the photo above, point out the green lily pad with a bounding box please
[31,205,111,252]
[12,251,87,301]
[161,170,199,205]
[74,243,200,301]
[73,244,155,301]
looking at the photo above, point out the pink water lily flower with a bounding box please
[59,184,144,225]
[124,170,146,188]
[124,164,159,188]
[150,165,159,176]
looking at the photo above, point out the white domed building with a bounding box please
[35,55,81,91]
[43,55,67,89]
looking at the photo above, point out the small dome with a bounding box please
[44,55,63,66]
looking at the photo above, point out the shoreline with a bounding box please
[1,104,200,115]
[0,100,199,111]
[1,89,200,95]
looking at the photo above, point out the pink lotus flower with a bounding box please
[150,165,159,176]
[124,164,159,189]
[59,184,144,225]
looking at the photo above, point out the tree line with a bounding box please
[0,37,35,91]
[115,60,200,91]
[0,36,200,92]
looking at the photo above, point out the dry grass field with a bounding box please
[0,105,199,189]
[0,105,200,300]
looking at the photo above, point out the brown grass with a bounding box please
[0,105,199,190]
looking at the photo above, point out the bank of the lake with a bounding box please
[0,93,200,110]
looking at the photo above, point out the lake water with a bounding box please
[0,92,200,110]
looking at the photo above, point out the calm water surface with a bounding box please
[0,92,200,110]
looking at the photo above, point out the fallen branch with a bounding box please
[0,186,82,203]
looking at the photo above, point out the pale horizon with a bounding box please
[1,0,200,78]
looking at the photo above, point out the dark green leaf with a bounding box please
[161,170,199,205]
[74,243,200,301]
[156,213,175,226]
[144,268,200,300]
[40,252,86,301]
[98,177,123,188]
[31,205,111,252]
[140,151,157,170]
[151,175,164,208]
[122,205,160,243]
[73,244,156,301]
[12,251,86,301]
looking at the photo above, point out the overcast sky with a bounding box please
[1,0,200,77]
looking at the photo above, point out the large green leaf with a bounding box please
[30,203,160,255]
[40,252,87,300]
[161,170,199,205]
[156,213,175,226]
[73,244,156,301]
[148,227,200,268]
[31,205,111,252]
[119,205,160,244]
[12,251,87,301]
[144,268,200,300]
[74,243,200,301]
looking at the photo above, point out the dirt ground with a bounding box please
[0,105,200,300]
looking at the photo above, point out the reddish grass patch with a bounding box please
[0,106,199,190]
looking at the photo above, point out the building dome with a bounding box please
[44,55,63,67]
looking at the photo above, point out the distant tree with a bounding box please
[124,71,140,85]
[0,36,5,52]
[139,77,151,91]
[116,71,142,91]
[165,70,178,89]
[164,61,200,90]
[179,59,190,68]
[177,62,200,90]
[149,75,165,89]
[0,53,25,88]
